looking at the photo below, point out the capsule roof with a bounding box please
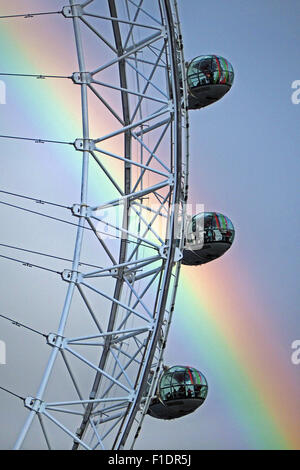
[191,212,234,232]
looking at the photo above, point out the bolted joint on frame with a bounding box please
[72,72,92,85]
[168,175,175,186]
[159,245,169,259]
[74,138,95,152]
[161,26,168,39]
[109,267,119,277]
[47,333,66,350]
[128,390,137,403]
[123,270,135,284]
[72,204,92,218]
[24,397,45,414]
[62,5,83,18]
[167,100,175,112]
[107,267,121,280]
[61,269,83,284]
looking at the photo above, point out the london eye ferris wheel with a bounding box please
[0,0,234,450]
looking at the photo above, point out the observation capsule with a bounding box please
[187,55,234,109]
[182,212,235,266]
[148,365,208,420]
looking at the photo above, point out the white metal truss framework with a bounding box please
[0,0,189,450]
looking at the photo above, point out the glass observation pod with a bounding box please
[148,366,208,420]
[182,212,235,266]
[187,55,234,110]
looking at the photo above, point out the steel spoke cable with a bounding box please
[0,313,47,338]
[0,134,73,146]
[0,11,62,20]
[0,199,80,228]
[0,243,103,270]
[0,73,71,79]
[0,199,158,250]
[0,386,24,401]
[0,253,62,275]
[0,189,71,210]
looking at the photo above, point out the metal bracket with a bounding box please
[74,138,95,152]
[168,175,174,186]
[61,269,83,284]
[174,247,183,262]
[159,246,182,261]
[24,397,45,413]
[72,204,92,218]
[159,245,169,259]
[47,333,66,350]
[62,5,83,18]
[109,267,119,277]
[72,72,92,85]
[161,26,168,39]
[128,391,136,403]
[123,270,135,284]
[168,100,175,112]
